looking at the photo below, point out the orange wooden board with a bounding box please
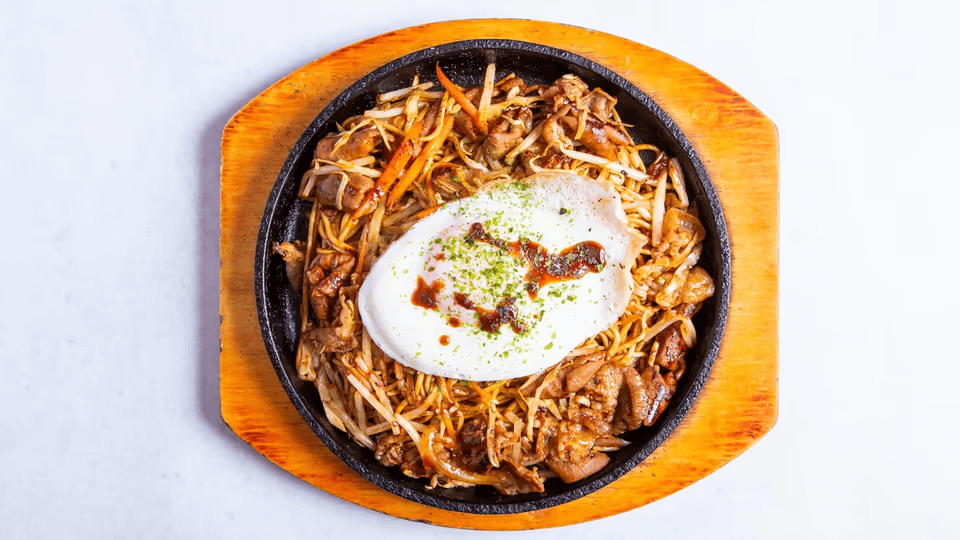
[220,19,778,530]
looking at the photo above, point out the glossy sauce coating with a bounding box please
[466,222,606,298]
[454,292,528,334]
[411,276,444,310]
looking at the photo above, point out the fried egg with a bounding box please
[358,171,645,381]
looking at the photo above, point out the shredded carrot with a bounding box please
[351,119,425,219]
[353,223,368,286]
[387,114,455,208]
[413,205,441,220]
[435,63,487,135]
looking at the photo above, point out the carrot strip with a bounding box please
[351,119,424,219]
[387,114,455,208]
[413,205,441,220]
[353,223,369,286]
[435,63,487,135]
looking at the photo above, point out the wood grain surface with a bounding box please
[219,19,778,530]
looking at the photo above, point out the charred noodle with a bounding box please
[273,65,715,495]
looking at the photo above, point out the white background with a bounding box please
[2,1,958,538]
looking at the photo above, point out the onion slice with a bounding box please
[558,146,650,183]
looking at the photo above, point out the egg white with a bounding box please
[357,171,645,381]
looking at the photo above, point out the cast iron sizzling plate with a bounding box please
[254,39,731,514]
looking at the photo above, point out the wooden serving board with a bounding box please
[220,19,778,530]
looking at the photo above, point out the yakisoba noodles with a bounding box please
[273,64,715,494]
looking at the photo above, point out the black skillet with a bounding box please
[254,39,731,514]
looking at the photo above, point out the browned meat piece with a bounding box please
[580,134,618,160]
[272,240,305,291]
[565,407,611,440]
[611,377,630,435]
[305,252,356,321]
[542,104,573,149]
[304,325,357,354]
[303,285,358,354]
[308,294,333,327]
[305,279,332,323]
[312,253,355,296]
[498,75,526,95]
[551,421,597,464]
[616,365,668,432]
[454,111,482,141]
[479,108,531,163]
[657,208,706,260]
[654,323,686,371]
[539,373,566,399]
[573,363,624,434]
[487,422,521,465]
[533,415,557,458]
[375,433,406,467]
[564,354,605,393]
[680,266,715,304]
[499,458,545,494]
[520,352,605,399]
[422,101,441,136]
[519,108,534,132]
[331,285,358,318]
[545,361,625,483]
[428,166,472,197]
[559,115,632,161]
[453,88,484,141]
[614,367,643,433]
[418,427,541,495]
[401,447,428,478]
[463,87,482,105]
[678,302,699,319]
[540,75,589,105]
[658,371,679,418]
[582,88,617,120]
[547,451,610,483]
[459,417,486,447]
[640,366,669,426]
[314,127,382,162]
[646,155,669,179]
[527,148,573,171]
[458,417,488,471]
[519,366,564,399]
[480,122,520,163]
[577,364,623,422]
[313,172,374,212]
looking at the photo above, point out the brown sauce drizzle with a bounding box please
[466,222,606,298]
[411,224,606,334]
[454,292,528,335]
[411,276,444,310]
[411,278,526,335]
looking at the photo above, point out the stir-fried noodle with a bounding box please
[273,64,715,494]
